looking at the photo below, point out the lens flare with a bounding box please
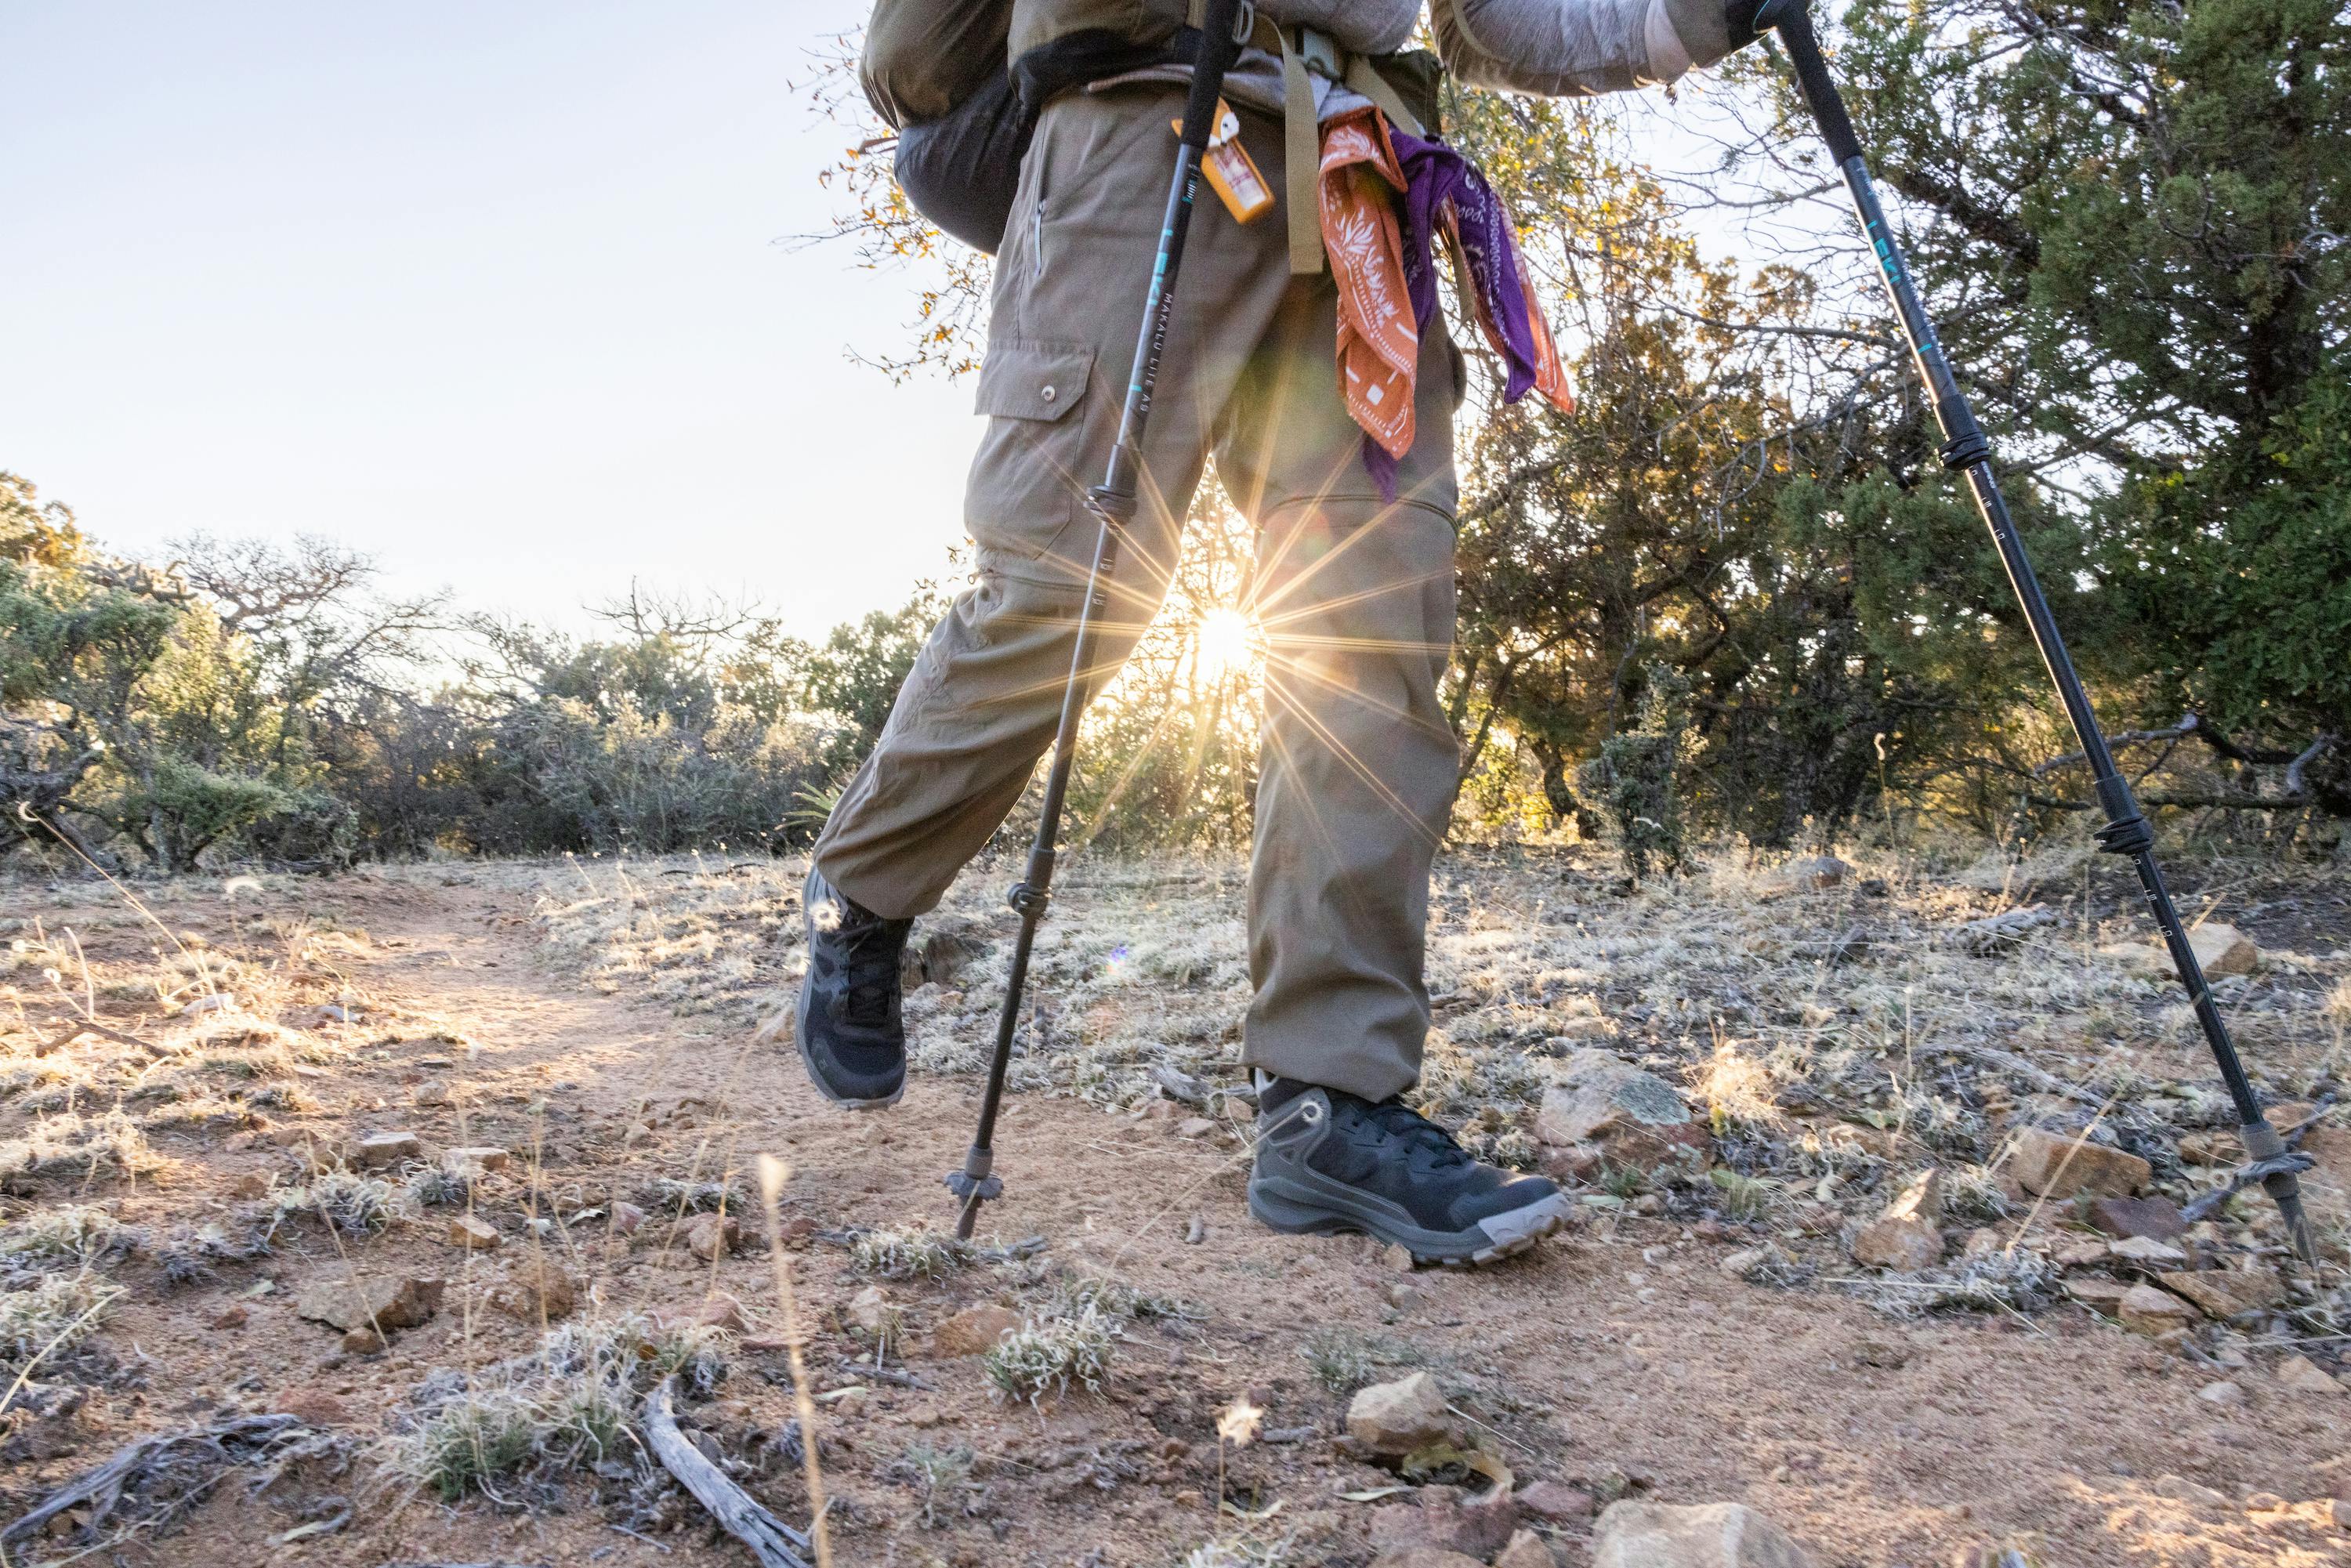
[1194,607,1256,679]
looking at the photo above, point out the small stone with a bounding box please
[608,1200,647,1237]
[445,1215,502,1251]
[685,1212,741,1262]
[487,1263,579,1322]
[354,1131,422,1169]
[1591,1501,1813,1568]
[1534,1051,1704,1169]
[846,1285,895,1336]
[1346,1371,1454,1456]
[673,1295,746,1333]
[224,1171,271,1200]
[1959,1227,2005,1260]
[2157,1266,2283,1320]
[1176,1117,1218,1139]
[295,1275,444,1336]
[207,1304,248,1330]
[2185,922,2257,977]
[1369,1486,1520,1562]
[1386,1280,1429,1313]
[411,1083,451,1108]
[2005,1126,2150,1199]
[929,1304,1021,1357]
[2088,1195,2186,1240]
[2194,1380,2244,1407]
[442,1146,511,1175]
[1851,1215,1943,1272]
[2054,1240,2111,1269]
[2108,1235,2189,1270]
[2065,1277,2134,1315]
[1516,1481,1597,1523]
[2273,1354,2343,1396]
[2116,1283,2197,1336]
[1494,1530,1559,1568]
[278,1388,350,1426]
[1382,1242,1416,1273]
[1721,1243,1791,1280]
[1367,1552,1485,1568]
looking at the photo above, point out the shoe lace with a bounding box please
[1362,1097,1473,1171]
[834,911,907,1029]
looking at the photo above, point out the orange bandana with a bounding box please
[1317,106,1575,489]
[1317,107,1419,464]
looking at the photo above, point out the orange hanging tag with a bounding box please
[1173,100,1273,224]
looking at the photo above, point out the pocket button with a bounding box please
[1041,384,1057,403]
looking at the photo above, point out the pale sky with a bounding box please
[4,4,1824,643]
[3,1,976,639]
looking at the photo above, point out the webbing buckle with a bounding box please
[1296,23,1342,79]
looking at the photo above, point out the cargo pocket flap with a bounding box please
[975,338,1093,422]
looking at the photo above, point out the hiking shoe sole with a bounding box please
[794,868,905,1111]
[1247,1171,1574,1267]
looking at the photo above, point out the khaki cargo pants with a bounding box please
[813,82,1463,1102]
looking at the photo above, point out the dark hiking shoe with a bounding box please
[795,867,912,1109]
[1248,1083,1572,1266]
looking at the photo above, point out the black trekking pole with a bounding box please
[1759,0,2316,1261]
[945,0,1249,1240]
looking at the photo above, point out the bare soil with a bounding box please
[3,852,2348,1567]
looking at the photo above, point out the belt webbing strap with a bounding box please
[1183,1,1426,277]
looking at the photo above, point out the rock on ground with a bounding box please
[487,1262,579,1322]
[2273,1355,2344,1396]
[445,1215,501,1251]
[1369,1552,1486,1568]
[295,1274,444,1335]
[2005,1126,2149,1199]
[1494,1528,1561,1568]
[1346,1371,1454,1456]
[2185,922,2258,976]
[354,1131,422,1168]
[685,1211,741,1261]
[2157,1266,2283,1320]
[1852,1168,1944,1271]
[1535,1050,1704,1168]
[929,1304,1021,1357]
[1591,1501,1813,1568]
[2087,1195,2186,1240]
[1852,1213,1943,1272]
[2116,1283,2197,1336]
[1370,1485,1520,1562]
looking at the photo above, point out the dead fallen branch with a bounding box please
[639,1376,814,1568]
[34,1017,165,1058]
[1,1411,339,1551]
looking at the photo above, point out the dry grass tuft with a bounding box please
[984,1305,1119,1406]
[1,1269,124,1371]
[378,1310,730,1501]
[850,1225,974,1280]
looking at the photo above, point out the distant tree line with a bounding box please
[2,472,944,872]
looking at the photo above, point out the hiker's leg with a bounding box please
[1216,280,1465,1103]
[813,89,1295,919]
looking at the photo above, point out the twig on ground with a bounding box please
[639,1376,813,1568]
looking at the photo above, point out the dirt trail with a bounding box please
[5,864,2347,1568]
